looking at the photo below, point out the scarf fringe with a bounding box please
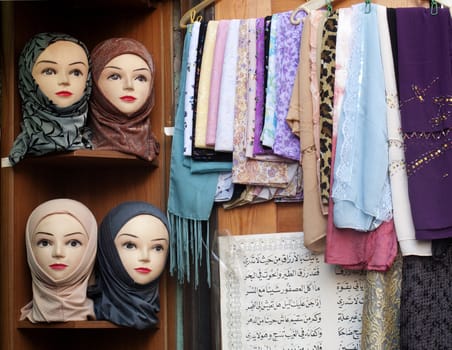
[168,212,211,288]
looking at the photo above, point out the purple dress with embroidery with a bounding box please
[397,7,452,240]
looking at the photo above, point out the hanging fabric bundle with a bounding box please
[167,24,220,286]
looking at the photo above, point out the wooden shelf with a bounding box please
[14,149,159,168]
[17,319,160,329]
[1,0,173,348]
[48,0,158,11]
[17,320,122,329]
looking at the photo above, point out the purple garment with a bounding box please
[397,7,452,240]
[272,10,305,161]
[253,17,274,157]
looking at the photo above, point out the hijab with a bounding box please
[89,201,169,330]
[21,198,98,323]
[88,38,159,161]
[8,32,92,166]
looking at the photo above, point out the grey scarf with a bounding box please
[8,32,92,166]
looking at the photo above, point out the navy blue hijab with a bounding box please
[88,201,169,329]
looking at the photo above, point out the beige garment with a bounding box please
[195,20,219,149]
[286,50,301,136]
[299,15,327,253]
[21,198,97,323]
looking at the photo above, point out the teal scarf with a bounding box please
[167,24,222,287]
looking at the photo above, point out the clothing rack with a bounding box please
[290,0,450,25]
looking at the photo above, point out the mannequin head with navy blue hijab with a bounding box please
[89,201,169,329]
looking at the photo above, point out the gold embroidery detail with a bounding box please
[406,140,452,176]
[403,128,452,140]
[399,77,439,108]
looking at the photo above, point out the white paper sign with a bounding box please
[218,232,365,350]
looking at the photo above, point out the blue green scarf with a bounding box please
[167,24,223,287]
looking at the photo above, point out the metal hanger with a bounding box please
[179,0,217,29]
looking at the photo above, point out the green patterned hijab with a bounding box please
[8,32,92,166]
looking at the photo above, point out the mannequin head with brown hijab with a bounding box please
[88,38,159,161]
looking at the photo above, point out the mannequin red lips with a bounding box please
[120,95,136,102]
[56,91,73,97]
[49,263,68,270]
[134,267,151,274]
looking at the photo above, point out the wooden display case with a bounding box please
[0,1,176,349]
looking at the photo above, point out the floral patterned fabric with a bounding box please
[231,19,290,187]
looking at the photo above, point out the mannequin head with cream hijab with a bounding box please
[21,198,97,323]
[88,37,160,161]
[88,201,169,329]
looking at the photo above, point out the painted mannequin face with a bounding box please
[31,41,89,108]
[97,54,152,115]
[114,214,169,285]
[31,213,89,280]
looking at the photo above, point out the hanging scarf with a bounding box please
[183,21,201,156]
[397,7,452,240]
[332,3,392,231]
[382,7,431,255]
[88,37,159,161]
[167,25,218,286]
[21,198,97,323]
[190,22,231,162]
[88,201,168,330]
[194,21,219,149]
[400,239,452,348]
[206,20,229,147]
[325,5,397,272]
[215,19,240,153]
[293,12,327,253]
[318,12,338,205]
[260,13,279,148]
[272,10,304,161]
[253,16,275,157]
[231,19,290,188]
[8,32,92,166]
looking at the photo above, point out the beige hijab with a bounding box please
[21,198,97,323]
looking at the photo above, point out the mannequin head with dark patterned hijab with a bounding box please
[88,201,169,329]
[8,32,92,166]
[88,38,160,161]
[21,198,98,323]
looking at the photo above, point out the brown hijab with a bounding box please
[88,38,159,161]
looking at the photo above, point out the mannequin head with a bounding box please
[25,198,97,284]
[31,40,89,108]
[114,214,169,284]
[22,198,97,323]
[31,213,89,280]
[89,201,168,329]
[97,53,152,115]
[87,37,159,161]
[18,32,92,110]
[8,33,92,166]
[90,37,155,117]
[97,201,169,285]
